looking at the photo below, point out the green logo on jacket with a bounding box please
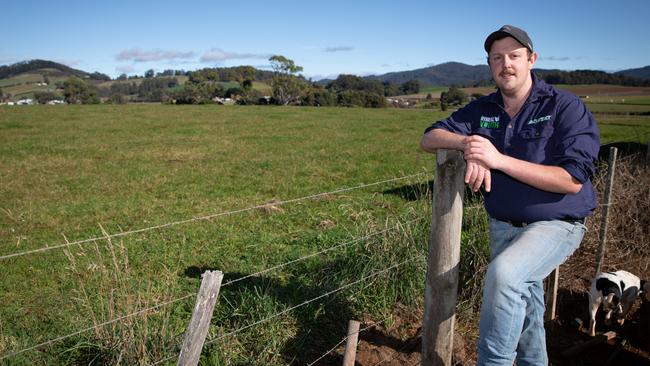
[479,115,500,129]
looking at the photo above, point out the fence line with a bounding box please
[306,321,382,366]
[0,218,425,362]
[150,255,422,366]
[0,172,427,262]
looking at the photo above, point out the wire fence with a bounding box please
[149,255,422,366]
[0,172,431,363]
[3,139,646,364]
[0,172,428,262]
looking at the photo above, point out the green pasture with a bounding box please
[0,105,440,364]
[585,95,650,105]
[586,102,650,114]
[418,85,448,95]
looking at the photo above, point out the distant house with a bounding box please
[47,99,65,105]
[16,98,34,105]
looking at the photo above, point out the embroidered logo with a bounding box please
[528,115,552,125]
[479,115,500,129]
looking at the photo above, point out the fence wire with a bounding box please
[0,172,428,262]
[306,321,383,366]
[149,255,422,366]
[0,217,426,362]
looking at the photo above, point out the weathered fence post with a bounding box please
[178,270,224,366]
[544,268,560,321]
[595,147,617,275]
[342,320,360,366]
[422,149,466,366]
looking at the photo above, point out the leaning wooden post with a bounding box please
[178,270,224,366]
[422,149,466,366]
[342,320,360,366]
[595,147,617,275]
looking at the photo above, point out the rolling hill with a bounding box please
[615,65,650,80]
[0,59,89,80]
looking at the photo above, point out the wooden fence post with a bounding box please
[595,147,617,275]
[544,268,560,321]
[422,149,466,366]
[178,270,224,366]
[342,320,360,366]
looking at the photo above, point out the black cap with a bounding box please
[484,25,533,53]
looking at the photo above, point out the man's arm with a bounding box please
[419,129,465,152]
[420,129,492,192]
[463,135,583,194]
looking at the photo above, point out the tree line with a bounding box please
[536,69,650,86]
[97,55,421,107]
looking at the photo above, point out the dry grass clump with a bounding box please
[61,226,180,365]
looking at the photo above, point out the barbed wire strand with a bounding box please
[223,217,426,287]
[150,255,421,366]
[0,172,428,262]
[0,219,426,361]
[306,320,383,366]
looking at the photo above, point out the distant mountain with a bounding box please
[0,59,89,80]
[615,66,650,80]
[364,62,491,87]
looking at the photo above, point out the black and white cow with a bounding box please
[588,270,646,336]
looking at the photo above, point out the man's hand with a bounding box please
[463,135,504,170]
[465,160,491,192]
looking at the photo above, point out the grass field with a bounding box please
[0,102,648,365]
[0,105,439,365]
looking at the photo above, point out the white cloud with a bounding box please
[541,56,585,62]
[200,48,271,63]
[116,48,195,62]
[324,46,354,52]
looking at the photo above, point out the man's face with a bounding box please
[488,37,537,96]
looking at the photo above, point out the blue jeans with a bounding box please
[477,218,585,366]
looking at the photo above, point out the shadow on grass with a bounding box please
[182,264,354,365]
[382,178,485,207]
[382,179,433,201]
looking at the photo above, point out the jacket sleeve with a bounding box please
[552,97,600,184]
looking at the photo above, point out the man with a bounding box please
[420,25,600,365]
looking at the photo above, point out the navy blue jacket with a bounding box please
[425,73,600,222]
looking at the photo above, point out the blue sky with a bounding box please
[2,0,649,80]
